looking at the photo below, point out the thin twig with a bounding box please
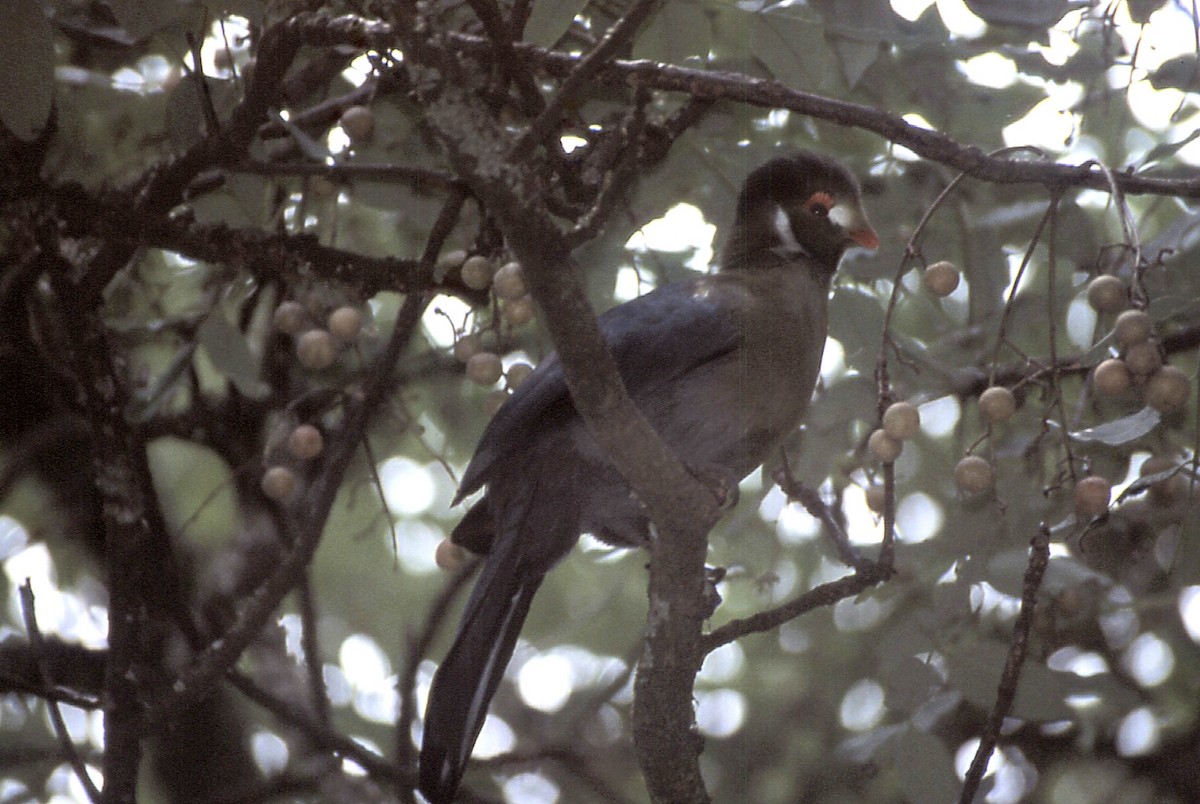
[19,581,102,803]
[700,567,891,654]
[296,576,330,725]
[957,525,1052,804]
[509,0,663,160]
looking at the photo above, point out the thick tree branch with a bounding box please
[388,4,716,800]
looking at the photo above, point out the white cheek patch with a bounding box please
[773,205,808,256]
[828,203,854,230]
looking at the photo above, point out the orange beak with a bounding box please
[850,227,880,250]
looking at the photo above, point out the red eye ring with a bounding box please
[806,191,834,217]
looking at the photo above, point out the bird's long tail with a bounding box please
[419,548,543,803]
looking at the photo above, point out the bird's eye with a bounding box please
[806,191,834,218]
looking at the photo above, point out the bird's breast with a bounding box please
[644,269,829,478]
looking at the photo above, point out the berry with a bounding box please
[437,249,468,273]
[328,306,363,340]
[287,424,324,460]
[955,455,994,494]
[466,351,504,386]
[296,329,336,370]
[979,386,1016,423]
[506,362,534,389]
[273,301,307,334]
[503,296,536,327]
[339,105,375,144]
[492,261,528,300]
[1124,340,1162,377]
[461,256,494,290]
[453,333,482,363]
[1092,358,1131,396]
[882,402,921,440]
[435,539,469,570]
[1141,455,1188,505]
[864,484,887,514]
[1114,309,1152,348]
[1086,275,1127,313]
[1074,475,1111,519]
[924,261,960,298]
[868,429,903,463]
[261,466,298,501]
[1146,365,1190,413]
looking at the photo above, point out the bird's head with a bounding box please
[722,151,877,277]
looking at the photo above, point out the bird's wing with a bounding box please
[455,280,742,500]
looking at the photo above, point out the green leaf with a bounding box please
[946,637,1101,722]
[883,727,960,804]
[633,2,712,64]
[128,341,199,422]
[986,551,1109,598]
[833,39,883,89]
[197,311,269,398]
[0,0,54,141]
[963,0,1086,29]
[829,286,885,373]
[1143,128,1200,164]
[165,77,237,149]
[523,0,587,48]
[1066,407,1161,445]
[748,11,831,90]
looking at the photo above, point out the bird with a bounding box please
[418,150,877,803]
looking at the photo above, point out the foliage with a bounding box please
[2,0,1200,802]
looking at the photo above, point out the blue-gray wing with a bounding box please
[454,280,742,501]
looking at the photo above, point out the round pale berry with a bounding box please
[461,255,494,290]
[503,296,536,327]
[506,362,534,389]
[1146,365,1190,413]
[328,306,363,341]
[435,539,469,570]
[979,386,1016,423]
[453,333,482,363]
[437,249,468,273]
[466,352,504,386]
[864,484,887,514]
[923,261,960,298]
[1114,309,1152,348]
[339,105,375,144]
[287,424,324,460]
[1141,455,1188,505]
[1092,358,1131,396]
[273,301,307,334]
[1124,340,1162,377]
[261,466,298,501]
[296,329,336,370]
[954,455,994,494]
[492,261,528,300]
[882,402,920,440]
[1086,275,1127,313]
[1074,475,1111,519]
[868,429,903,463]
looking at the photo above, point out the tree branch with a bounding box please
[958,526,1052,804]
